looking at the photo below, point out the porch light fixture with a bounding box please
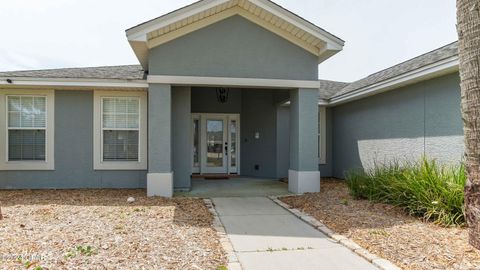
[216,87,229,103]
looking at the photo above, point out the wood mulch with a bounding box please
[280,179,480,270]
[0,190,227,270]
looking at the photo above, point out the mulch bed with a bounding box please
[280,179,480,270]
[0,190,226,270]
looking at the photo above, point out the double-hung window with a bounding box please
[8,96,47,161]
[0,90,55,170]
[102,97,140,161]
[94,91,147,170]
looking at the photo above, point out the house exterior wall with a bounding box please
[331,73,463,178]
[320,107,334,176]
[149,15,318,80]
[0,90,147,189]
[275,107,333,179]
[240,89,278,178]
[191,88,243,114]
[276,106,290,178]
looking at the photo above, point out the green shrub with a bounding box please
[345,158,466,226]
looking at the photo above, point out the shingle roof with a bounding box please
[319,80,350,99]
[330,41,459,99]
[0,65,146,80]
[0,42,458,101]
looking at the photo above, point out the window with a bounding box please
[0,90,55,170]
[8,96,47,161]
[318,106,327,164]
[102,97,139,161]
[93,91,147,170]
[192,116,200,173]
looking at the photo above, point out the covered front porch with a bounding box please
[147,82,321,197]
[124,0,344,198]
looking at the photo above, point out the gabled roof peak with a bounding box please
[126,0,344,69]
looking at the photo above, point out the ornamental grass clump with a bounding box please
[346,158,466,226]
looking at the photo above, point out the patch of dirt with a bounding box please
[280,179,480,270]
[0,190,226,269]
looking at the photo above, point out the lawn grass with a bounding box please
[345,158,466,226]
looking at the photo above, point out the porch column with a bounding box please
[289,88,321,194]
[147,84,173,197]
[172,87,192,191]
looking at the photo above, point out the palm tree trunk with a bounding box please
[457,0,480,249]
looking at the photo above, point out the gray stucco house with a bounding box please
[0,0,462,197]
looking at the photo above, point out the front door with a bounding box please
[192,114,240,174]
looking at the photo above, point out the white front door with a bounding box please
[192,114,240,174]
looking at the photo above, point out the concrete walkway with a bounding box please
[212,197,378,270]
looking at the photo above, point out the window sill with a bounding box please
[94,161,147,171]
[0,161,54,171]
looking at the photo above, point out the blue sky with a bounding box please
[0,0,457,82]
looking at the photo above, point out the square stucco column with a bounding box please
[289,88,320,194]
[147,84,173,197]
[172,87,192,191]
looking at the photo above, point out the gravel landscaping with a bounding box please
[280,179,480,270]
[0,190,227,270]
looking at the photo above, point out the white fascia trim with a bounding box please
[126,0,230,41]
[0,78,148,89]
[249,0,344,49]
[329,56,459,106]
[148,75,321,89]
[126,0,344,50]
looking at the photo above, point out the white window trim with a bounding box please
[0,89,55,170]
[93,90,147,170]
[319,106,327,165]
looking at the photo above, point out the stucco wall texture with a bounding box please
[331,73,463,178]
[0,90,147,189]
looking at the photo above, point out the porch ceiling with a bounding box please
[126,0,344,69]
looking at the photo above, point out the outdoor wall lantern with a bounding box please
[216,88,230,103]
